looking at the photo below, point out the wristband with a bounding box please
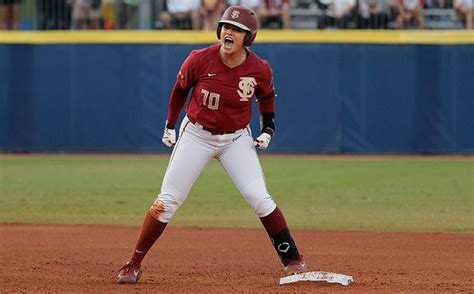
[260,112,275,136]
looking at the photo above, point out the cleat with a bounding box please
[116,261,142,284]
[284,255,307,275]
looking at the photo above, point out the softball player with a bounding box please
[117,6,307,284]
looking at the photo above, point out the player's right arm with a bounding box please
[166,51,199,128]
[162,51,198,147]
[165,81,189,129]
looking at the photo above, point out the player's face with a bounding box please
[220,23,247,54]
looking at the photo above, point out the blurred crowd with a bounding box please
[0,0,472,31]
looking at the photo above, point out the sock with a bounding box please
[129,211,167,264]
[260,207,287,236]
[260,207,300,265]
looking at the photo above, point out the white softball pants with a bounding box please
[153,115,277,223]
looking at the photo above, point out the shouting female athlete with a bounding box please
[117,6,307,284]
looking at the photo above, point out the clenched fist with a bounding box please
[254,132,272,150]
[162,126,176,147]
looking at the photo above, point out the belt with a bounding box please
[187,115,238,135]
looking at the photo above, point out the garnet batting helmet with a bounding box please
[217,6,258,46]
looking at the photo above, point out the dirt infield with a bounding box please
[2,224,472,293]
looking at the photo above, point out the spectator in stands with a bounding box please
[102,0,115,29]
[117,0,139,29]
[385,0,400,23]
[226,0,262,11]
[160,0,201,30]
[37,0,72,30]
[320,0,357,28]
[71,0,103,29]
[437,0,446,8]
[0,0,22,30]
[424,0,449,8]
[259,0,293,29]
[454,0,473,29]
[358,0,389,28]
[200,0,226,31]
[396,0,424,28]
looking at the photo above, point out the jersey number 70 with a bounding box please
[201,88,220,110]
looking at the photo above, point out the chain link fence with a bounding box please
[0,0,471,31]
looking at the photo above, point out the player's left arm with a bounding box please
[255,98,275,150]
[255,61,276,150]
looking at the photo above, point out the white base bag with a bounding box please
[280,271,353,286]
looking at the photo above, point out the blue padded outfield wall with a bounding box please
[0,34,473,153]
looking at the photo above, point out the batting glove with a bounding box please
[254,132,272,150]
[162,124,176,148]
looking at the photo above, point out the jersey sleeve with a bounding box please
[256,60,276,114]
[176,50,199,91]
[166,51,199,126]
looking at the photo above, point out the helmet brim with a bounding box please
[218,20,251,33]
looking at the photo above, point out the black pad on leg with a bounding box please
[270,228,300,265]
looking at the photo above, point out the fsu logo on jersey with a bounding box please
[237,77,257,101]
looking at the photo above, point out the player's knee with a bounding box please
[241,186,276,217]
[239,179,277,217]
[149,193,182,223]
[253,196,277,218]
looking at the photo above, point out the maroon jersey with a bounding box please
[167,44,275,132]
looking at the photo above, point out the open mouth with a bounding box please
[224,36,234,49]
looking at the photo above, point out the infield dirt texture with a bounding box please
[2,224,473,293]
[1,155,473,292]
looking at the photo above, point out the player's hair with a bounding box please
[216,6,258,46]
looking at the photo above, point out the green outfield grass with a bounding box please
[0,155,472,233]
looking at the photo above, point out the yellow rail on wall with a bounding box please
[0,30,473,44]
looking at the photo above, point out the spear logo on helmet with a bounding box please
[231,10,240,19]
